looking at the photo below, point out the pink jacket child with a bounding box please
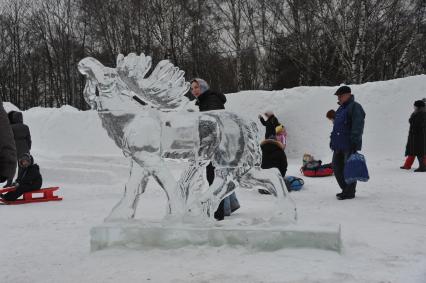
[275,124,287,149]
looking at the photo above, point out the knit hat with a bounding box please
[192,78,210,94]
[414,100,425,108]
[18,153,33,166]
[334,85,351,96]
[275,124,285,134]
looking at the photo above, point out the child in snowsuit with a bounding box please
[0,153,42,201]
[275,124,287,150]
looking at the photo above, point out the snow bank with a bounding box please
[8,75,425,162]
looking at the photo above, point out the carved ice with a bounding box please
[78,53,297,224]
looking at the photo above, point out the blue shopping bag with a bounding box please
[344,152,370,184]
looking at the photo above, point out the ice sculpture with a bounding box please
[78,53,296,223]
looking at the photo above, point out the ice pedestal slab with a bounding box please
[91,221,342,253]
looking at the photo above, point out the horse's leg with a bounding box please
[239,167,297,223]
[133,152,185,217]
[105,160,150,222]
[177,160,210,201]
[175,161,211,219]
[194,168,238,219]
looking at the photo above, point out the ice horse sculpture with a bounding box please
[78,53,296,223]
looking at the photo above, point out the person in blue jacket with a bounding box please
[330,86,365,200]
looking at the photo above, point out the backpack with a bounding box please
[257,175,304,194]
[284,176,304,191]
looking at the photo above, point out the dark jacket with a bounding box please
[405,109,426,156]
[260,139,287,177]
[330,95,365,151]
[16,155,42,191]
[259,115,280,139]
[0,99,17,180]
[195,90,226,112]
[8,111,31,158]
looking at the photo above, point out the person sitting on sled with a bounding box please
[0,153,42,202]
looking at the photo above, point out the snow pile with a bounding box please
[6,75,425,162]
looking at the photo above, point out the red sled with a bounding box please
[301,166,334,177]
[0,186,63,205]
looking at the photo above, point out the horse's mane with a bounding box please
[116,53,190,111]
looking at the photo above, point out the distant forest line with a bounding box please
[0,0,424,109]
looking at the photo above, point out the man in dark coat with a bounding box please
[330,86,366,200]
[191,78,239,220]
[1,154,42,202]
[259,111,280,139]
[404,100,426,172]
[5,111,32,186]
[0,97,17,184]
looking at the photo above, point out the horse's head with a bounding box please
[78,57,135,111]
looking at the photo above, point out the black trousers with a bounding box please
[2,183,41,201]
[332,150,357,196]
[206,162,225,220]
[417,155,426,169]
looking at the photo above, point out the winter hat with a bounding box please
[334,85,351,96]
[414,100,425,108]
[192,78,210,94]
[275,124,285,134]
[19,153,33,164]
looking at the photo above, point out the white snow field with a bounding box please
[1,75,426,283]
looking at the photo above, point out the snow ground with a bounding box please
[1,75,426,283]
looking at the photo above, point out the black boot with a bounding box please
[336,193,355,200]
[214,200,225,221]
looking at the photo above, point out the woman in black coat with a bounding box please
[191,78,239,220]
[260,139,288,177]
[404,100,426,172]
[8,111,31,159]
[258,139,288,194]
[4,111,31,186]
